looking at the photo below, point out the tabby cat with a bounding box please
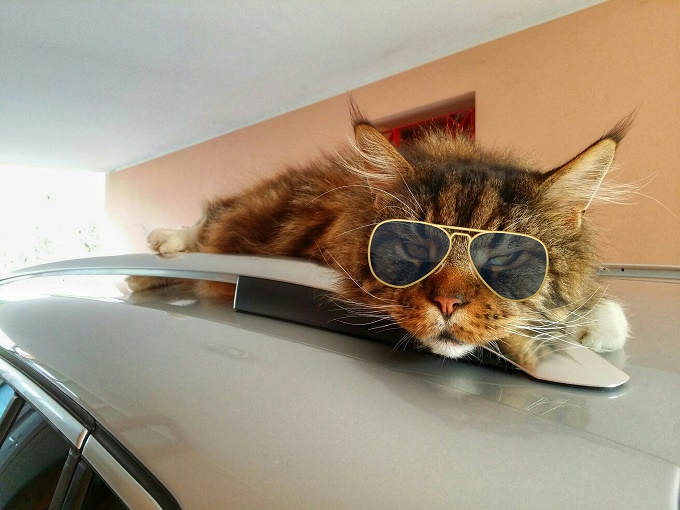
[128,109,629,368]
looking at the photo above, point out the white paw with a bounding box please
[580,299,629,352]
[148,226,197,254]
[148,228,186,254]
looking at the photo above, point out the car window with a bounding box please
[82,472,129,510]
[0,403,71,509]
[0,382,13,417]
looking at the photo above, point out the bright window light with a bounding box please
[0,166,107,273]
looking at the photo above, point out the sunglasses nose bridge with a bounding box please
[447,231,472,241]
[447,231,472,255]
[436,232,472,271]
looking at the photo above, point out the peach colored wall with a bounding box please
[106,0,680,265]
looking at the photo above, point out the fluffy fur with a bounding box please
[129,111,631,368]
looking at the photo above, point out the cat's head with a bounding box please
[340,114,629,364]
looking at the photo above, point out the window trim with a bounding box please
[0,354,179,509]
[0,350,94,430]
[83,435,163,510]
[0,357,88,448]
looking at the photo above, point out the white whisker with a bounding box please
[305,184,372,205]
[319,247,396,304]
[333,222,380,237]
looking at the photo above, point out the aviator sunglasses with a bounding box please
[368,219,549,301]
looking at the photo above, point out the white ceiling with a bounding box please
[1,1,604,173]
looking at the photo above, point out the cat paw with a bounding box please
[148,227,192,254]
[126,275,171,292]
[579,299,629,352]
[496,334,544,370]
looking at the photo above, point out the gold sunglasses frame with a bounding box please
[367,219,550,302]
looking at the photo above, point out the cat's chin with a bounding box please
[423,338,477,359]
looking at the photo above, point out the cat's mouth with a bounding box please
[438,331,464,345]
[420,331,476,358]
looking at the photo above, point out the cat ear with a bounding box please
[541,120,630,227]
[352,117,414,187]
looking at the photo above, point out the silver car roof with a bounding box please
[0,255,678,508]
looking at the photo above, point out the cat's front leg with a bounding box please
[128,225,201,293]
[575,299,629,352]
[498,299,628,369]
[147,225,199,254]
[126,275,178,292]
[497,333,545,370]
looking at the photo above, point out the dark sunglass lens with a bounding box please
[469,232,548,300]
[369,221,450,287]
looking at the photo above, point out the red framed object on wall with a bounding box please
[381,108,475,147]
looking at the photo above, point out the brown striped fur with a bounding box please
[129,111,632,367]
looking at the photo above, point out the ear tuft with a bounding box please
[603,110,636,144]
[349,99,371,129]
[351,111,414,184]
[542,125,624,227]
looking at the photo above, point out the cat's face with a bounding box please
[338,119,623,362]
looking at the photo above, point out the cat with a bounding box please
[128,108,630,368]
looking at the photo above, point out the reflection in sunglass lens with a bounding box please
[369,221,450,287]
[469,232,548,300]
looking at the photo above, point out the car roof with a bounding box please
[0,255,679,508]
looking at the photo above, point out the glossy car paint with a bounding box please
[0,271,678,508]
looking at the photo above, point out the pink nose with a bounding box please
[433,296,463,317]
